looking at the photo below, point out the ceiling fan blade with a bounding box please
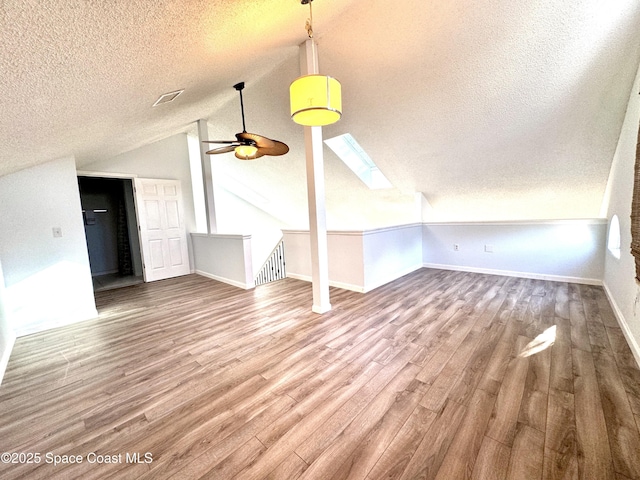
[202,83,290,160]
[235,149,265,160]
[256,140,289,157]
[206,145,239,155]
[236,132,276,149]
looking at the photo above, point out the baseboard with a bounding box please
[422,263,602,286]
[312,303,332,314]
[0,330,16,386]
[603,282,640,368]
[14,307,99,337]
[286,264,424,294]
[195,270,254,290]
[91,269,119,277]
[363,264,424,293]
[285,273,365,293]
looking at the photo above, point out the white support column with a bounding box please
[197,119,218,234]
[300,39,331,313]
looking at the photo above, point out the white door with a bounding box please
[134,178,191,282]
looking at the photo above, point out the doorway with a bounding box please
[77,176,144,291]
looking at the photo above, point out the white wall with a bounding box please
[285,220,607,296]
[81,133,197,268]
[0,260,16,385]
[81,134,195,229]
[191,233,254,289]
[215,187,285,276]
[283,230,365,292]
[0,157,97,336]
[602,64,640,365]
[283,225,423,293]
[363,224,423,291]
[423,220,606,284]
[83,133,288,281]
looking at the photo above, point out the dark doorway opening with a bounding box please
[77,176,144,291]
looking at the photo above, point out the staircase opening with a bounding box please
[255,240,286,286]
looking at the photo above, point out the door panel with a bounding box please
[150,240,165,269]
[168,237,184,266]
[166,201,180,228]
[134,178,190,282]
[146,200,162,230]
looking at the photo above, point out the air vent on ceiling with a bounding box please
[152,89,184,107]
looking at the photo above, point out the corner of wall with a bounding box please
[192,233,256,289]
[0,258,15,386]
[0,330,16,386]
[0,156,97,338]
[601,60,640,369]
[603,281,640,368]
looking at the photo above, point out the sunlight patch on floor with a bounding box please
[519,325,557,358]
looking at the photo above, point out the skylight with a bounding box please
[324,134,392,189]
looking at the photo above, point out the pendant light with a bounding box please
[290,0,342,126]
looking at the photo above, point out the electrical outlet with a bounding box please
[453,244,459,251]
[485,244,494,253]
[52,227,63,238]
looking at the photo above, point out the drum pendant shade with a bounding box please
[290,74,342,126]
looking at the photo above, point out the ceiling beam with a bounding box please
[197,119,218,234]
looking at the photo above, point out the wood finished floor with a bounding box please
[1,269,640,479]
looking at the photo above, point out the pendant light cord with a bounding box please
[305,0,313,38]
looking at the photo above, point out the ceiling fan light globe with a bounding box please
[235,144,258,159]
[290,75,342,126]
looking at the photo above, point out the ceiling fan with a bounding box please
[203,82,289,160]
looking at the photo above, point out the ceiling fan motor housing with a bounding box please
[203,82,289,159]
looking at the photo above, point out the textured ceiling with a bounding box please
[2,0,640,225]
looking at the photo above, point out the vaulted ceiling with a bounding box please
[2,0,639,227]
